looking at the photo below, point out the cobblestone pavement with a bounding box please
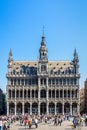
[11,120,87,130]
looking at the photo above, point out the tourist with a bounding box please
[3,123,7,130]
[73,117,78,128]
[35,117,38,128]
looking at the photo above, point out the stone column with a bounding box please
[15,102,16,115]
[46,77,49,115]
[55,102,57,115]
[46,101,49,115]
[70,103,72,116]
[24,79,25,86]
[55,89,56,100]
[15,89,16,100]
[67,89,68,99]
[62,103,64,115]
[23,87,24,100]
[38,77,40,99]
[19,90,20,99]
[30,103,32,115]
[38,102,40,115]
[59,89,60,99]
[38,77,40,114]
[63,89,64,100]
[22,102,24,115]
[30,89,32,99]
[26,89,28,99]
[70,89,72,98]
[7,102,9,116]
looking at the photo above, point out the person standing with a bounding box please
[35,117,38,128]
[73,117,78,128]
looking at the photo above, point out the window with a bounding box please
[49,79,51,85]
[41,65,46,72]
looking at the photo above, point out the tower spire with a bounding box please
[8,48,13,62]
[39,31,48,61]
[73,48,79,74]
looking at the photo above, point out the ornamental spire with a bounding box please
[8,48,13,62]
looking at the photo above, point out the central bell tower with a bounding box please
[38,34,48,74]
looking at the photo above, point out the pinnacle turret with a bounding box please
[73,49,79,74]
[73,48,79,63]
[8,48,13,63]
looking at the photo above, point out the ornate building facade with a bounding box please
[6,35,80,116]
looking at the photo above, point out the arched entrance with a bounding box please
[17,102,22,115]
[32,102,38,114]
[40,102,46,114]
[9,102,15,115]
[49,102,55,114]
[56,103,62,113]
[24,102,30,114]
[64,102,70,114]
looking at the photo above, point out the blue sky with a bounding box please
[0,0,87,92]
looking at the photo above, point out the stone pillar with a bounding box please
[30,90,32,99]
[23,88,24,100]
[67,89,68,99]
[55,90,56,100]
[62,103,64,115]
[59,89,60,99]
[26,89,28,99]
[55,102,57,115]
[70,89,72,98]
[46,101,49,115]
[30,103,32,115]
[24,79,25,86]
[15,89,16,100]
[73,91,75,98]
[38,77,40,115]
[63,89,64,100]
[15,102,16,116]
[46,77,49,115]
[19,90,20,99]
[22,102,24,115]
[7,102,9,116]
[38,102,40,115]
[58,89,60,99]
[38,77,40,99]
[70,103,72,116]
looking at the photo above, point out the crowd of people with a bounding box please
[0,113,87,129]
[72,114,87,128]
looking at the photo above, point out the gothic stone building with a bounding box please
[6,35,80,116]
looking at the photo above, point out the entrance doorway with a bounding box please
[40,102,46,114]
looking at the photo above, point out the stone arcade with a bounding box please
[6,35,80,115]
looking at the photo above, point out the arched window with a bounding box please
[41,65,46,72]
